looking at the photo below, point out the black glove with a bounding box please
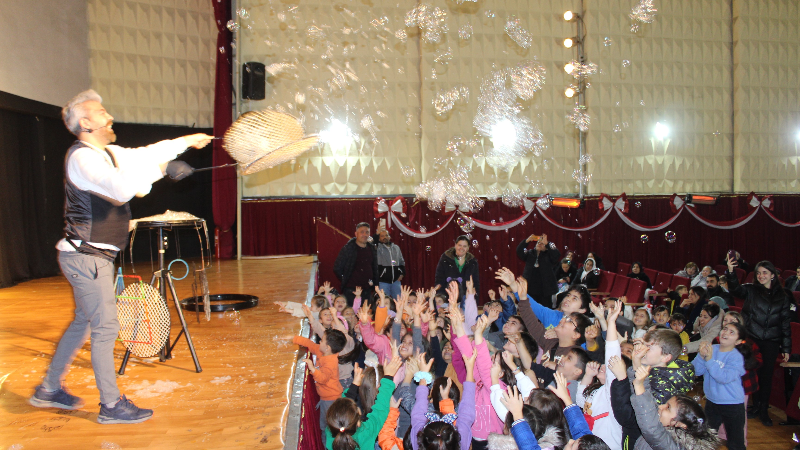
[166,160,195,181]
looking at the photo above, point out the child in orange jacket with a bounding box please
[293,328,348,437]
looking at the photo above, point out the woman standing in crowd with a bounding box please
[435,236,480,303]
[726,256,793,426]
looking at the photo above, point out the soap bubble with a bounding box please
[458,24,473,40]
[622,60,631,68]
[367,236,374,243]
[401,166,417,178]
[664,231,677,244]
[237,8,250,19]
[226,20,240,32]
[456,216,475,233]
[603,37,613,46]
[635,201,642,208]
[640,234,649,243]
[426,246,432,252]
[485,235,490,240]
[472,240,479,247]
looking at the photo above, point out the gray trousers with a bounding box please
[43,251,121,405]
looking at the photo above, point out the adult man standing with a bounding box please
[374,224,405,301]
[515,233,560,306]
[29,90,212,424]
[333,222,378,307]
[706,273,733,311]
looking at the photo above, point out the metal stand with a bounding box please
[119,226,202,374]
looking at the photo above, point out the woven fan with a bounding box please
[196,110,319,175]
[116,281,171,357]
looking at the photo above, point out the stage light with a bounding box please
[564,62,576,74]
[490,119,517,149]
[685,194,718,206]
[563,38,575,48]
[551,197,585,208]
[654,122,669,140]
[565,87,576,98]
[319,119,354,148]
[564,11,575,21]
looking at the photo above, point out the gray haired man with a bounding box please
[29,90,211,424]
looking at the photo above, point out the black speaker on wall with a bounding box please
[242,62,266,100]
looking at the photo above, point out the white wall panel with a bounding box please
[236,0,797,197]
[87,0,216,127]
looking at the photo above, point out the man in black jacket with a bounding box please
[516,233,560,307]
[706,273,733,310]
[333,222,378,307]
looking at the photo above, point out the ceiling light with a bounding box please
[654,122,669,140]
[319,119,354,149]
[563,38,574,48]
[564,11,574,21]
[564,62,576,74]
[490,119,517,149]
[565,87,576,98]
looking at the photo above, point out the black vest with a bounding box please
[63,141,131,261]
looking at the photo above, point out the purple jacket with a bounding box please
[411,381,476,450]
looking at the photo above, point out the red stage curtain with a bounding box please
[211,0,236,258]
[316,219,351,291]
[243,195,800,305]
[299,368,323,450]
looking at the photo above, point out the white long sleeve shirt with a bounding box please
[56,138,188,252]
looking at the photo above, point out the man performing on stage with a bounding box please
[29,90,212,424]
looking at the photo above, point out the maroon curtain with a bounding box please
[211,0,236,258]
[242,195,800,305]
[316,219,351,291]
[299,368,323,450]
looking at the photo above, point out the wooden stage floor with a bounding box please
[0,257,313,450]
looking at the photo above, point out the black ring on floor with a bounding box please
[180,294,259,312]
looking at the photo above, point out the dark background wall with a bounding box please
[0,91,215,288]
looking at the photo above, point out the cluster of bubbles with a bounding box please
[536,194,552,209]
[456,216,476,233]
[227,20,240,32]
[571,169,593,186]
[454,0,478,4]
[446,136,475,156]
[504,16,533,48]
[565,59,599,80]
[360,114,379,143]
[630,0,658,32]
[414,165,484,213]
[568,104,591,132]
[501,187,527,208]
[486,185,501,201]
[664,230,677,243]
[265,62,295,77]
[458,24,473,40]
[579,154,593,165]
[404,4,449,44]
[473,64,547,170]
[224,310,241,325]
[401,165,417,178]
[433,85,470,116]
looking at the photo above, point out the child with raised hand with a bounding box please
[275,294,329,318]
[485,284,518,330]
[305,306,357,388]
[326,355,403,450]
[489,349,538,419]
[576,299,624,450]
[293,328,349,436]
[410,350,477,450]
[629,365,720,450]
[691,323,746,450]
[608,355,639,450]
[497,267,591,330]
[449,294,502,447]
[629,329,694,405]
[506,272,590,366]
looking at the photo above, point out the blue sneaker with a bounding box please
[29,385,85,410]
[97,395,153,424]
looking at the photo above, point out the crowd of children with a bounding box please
[279,263,759,450]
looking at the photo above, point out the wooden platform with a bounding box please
[0,257,313,450]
